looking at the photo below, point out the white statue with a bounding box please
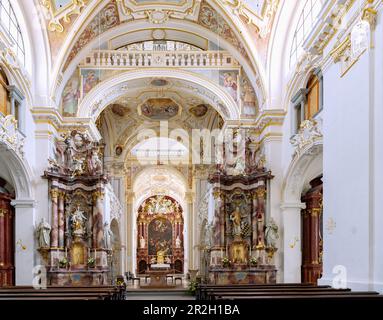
[103,222,114,250]
[175,235,181,248]
[36,218,51,248]
[71,206,87,235]
[265,218,279,248]
[140,236,146,249]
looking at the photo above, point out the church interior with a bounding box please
[0,0,382,302]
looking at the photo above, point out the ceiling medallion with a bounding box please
[151,79,169,87]
[147,10,170,24]
[152,29,167,40]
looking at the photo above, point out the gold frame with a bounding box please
[41,0,90,33]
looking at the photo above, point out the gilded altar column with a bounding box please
[58,191,65,248]
[92,191,105,249]
[50,188,59,248]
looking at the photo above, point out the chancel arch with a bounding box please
[77,69,240,121]
[130,165,189,274]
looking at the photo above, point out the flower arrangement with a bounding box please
[250,257,258,267]
[58,257,69,268]
[87,257,96,268]
[222,256,231,267]
[188,280,198,296]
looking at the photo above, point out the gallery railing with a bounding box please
[81,50,239,68]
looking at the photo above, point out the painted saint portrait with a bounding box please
[148,218,173,256]
[82,69,102,95]
[241,74,258,116]
[62,73,80,117]
[220,71,239,102]
[189,104,209,118]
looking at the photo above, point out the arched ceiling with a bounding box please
[36,0,281,112]
[132,165,187,210]
[98,81,222,159]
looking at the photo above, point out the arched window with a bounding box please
[291,70,323,133]
[0,67,25,131]
[0,0,25,65]
[289,0,323,68]
[0,69,8,116]
[305,74,320,120]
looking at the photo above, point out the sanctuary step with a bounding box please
[125,288,195,300]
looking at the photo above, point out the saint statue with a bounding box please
[265,218,279,248]
[36,218,51,248]
[230,207,242,238]
[103,222,114,250]
[175,235,182,248]
[140,236,146,249]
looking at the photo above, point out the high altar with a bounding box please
[136,195,184,275]
[41,130,110,286]
[208,134,277,285]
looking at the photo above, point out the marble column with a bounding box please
[58,191,65,248]
[186,192,195,272]
[50,188,59,248]
[251,191,258,251]
[92,191,105,249]
[256,187,267,247]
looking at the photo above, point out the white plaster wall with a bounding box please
[320,42,372,291]
[372,11,383,293]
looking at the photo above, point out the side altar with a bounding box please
[207,134,278,285]
[38,130,111,286]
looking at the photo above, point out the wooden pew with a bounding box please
[0,285,126,301]
[196,283,328,300]
[208,290,381,301]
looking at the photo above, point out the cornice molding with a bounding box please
[31,107,101,141]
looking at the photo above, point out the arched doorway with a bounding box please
[281,142,322,283]
[136,195,184,274]
[0,177,15,286]
[301,176,323,284]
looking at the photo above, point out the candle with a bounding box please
[88,248,90,257]
[65,247,68,258]
[94,249,97,259]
